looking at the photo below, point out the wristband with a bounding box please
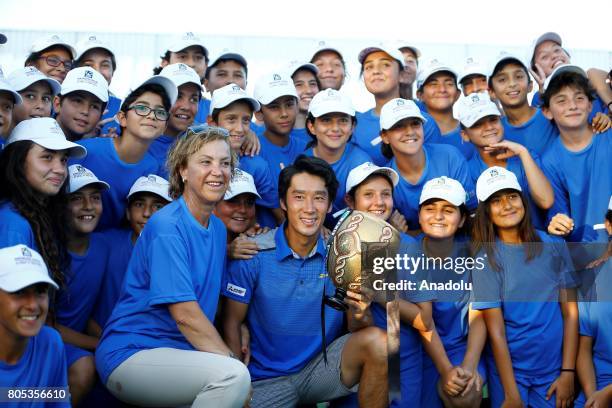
[560,368,576,373]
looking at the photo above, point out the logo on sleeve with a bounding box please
[226,283,246,297]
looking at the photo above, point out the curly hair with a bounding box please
[0,141,69,287]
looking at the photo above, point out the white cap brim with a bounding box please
[0,82,22,105]
[136,76,178,107]
[1,270,58,292]
[358,47,405,68]
[542,64,587,92]
[346,166,399,193]
[33,137,87,158]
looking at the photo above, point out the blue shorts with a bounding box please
[65,343,93,367]
[487,360,557,408]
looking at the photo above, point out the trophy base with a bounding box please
[324,288,348,311]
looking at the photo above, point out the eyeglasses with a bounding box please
[127,105,169,121]
[179,124,229,139]
[38,56,73,70]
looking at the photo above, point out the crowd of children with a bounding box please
[0,30,610,408]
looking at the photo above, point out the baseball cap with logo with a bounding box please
[420,176,467,206]
[131,75,178,107]
[310,40,344,63]
[358,44,405,68]
[308,89,354,118]
[60,67,109,103]
[224,169,261,200]
[458,57,488,84]
[286,60,319,78]
[159,63,202,90]
[528,32,564,70]
[417,59,458,89]
[210,83,260,115]
[346,161,399,194]
[7,66,61,95]
[542,64,588,92]
[253,72,298,106]
[476,166,522,202]
[380,98,427,131]
[398,44,421,59]
[489,52,528,78]
[0,245,58,292]
[67,165,110,193]
[7,117,87,158]
[29,34,76,59]
[127,174,172,202]
[0,76,22,105]
[208,51,248,71]
[453,92,500,128]
[75,35,115,61]
[167,32,208,59]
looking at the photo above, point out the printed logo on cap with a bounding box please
[183,32,195,40]
[24,66,39,76]
[147,175,158,184]
[178,64,187,71]
[72,165,89,177]
[466,57,474,64]
[471,94,481,103]
[396,99,405,106]
[21,247,32,257]
[84,70,94,79]
[327,89,335,97]
[50,120,63,134]
[51,35,59,41]
[0,67,4,77]
[233,168,249,182]
[232,85,241,92]
[273,74,282,81]
[15,246,43,267]
[88,35,97,41]
[489,168,499,177]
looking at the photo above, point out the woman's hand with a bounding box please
[240,129,261,157]
[229,235,259,260]
[546,371,575,407]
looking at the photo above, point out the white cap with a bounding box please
[67,164,109,193]
[608,196,612,211]
[453,92,501,128]
[476,166,522,202]
[253,72,298,106]
[458,57,488,84]
[60,67,109,103]
[417,59,458,89]
[6,118,86,158]
[224,168,261,200]
[166,32,208,58]
[127,174,172,202]
[310,41,344,62]
[0,77,22,105]
[419,176,467,206]
[529,32,563,68]
[159,63,201,90]
[0,245,58,292]
[210,83,260,115]
[209,51,248,70]
[286,60,319,78]
[131,75,178,107]
[542,64,587,92]
[75,35,114,61]
[7,66,61,95]
[489,52,527,78]
[29,34,75,59]
[358,44,405,68]
[308,89,355,118]
[398,45,421,59]
[380,98,427,130]
[346,161,399,193]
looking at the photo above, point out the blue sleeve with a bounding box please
[470,255,503,309]
[252,162,279,209]
[0,227,35,249]
[147,235,197,307]
[450,150,477,209]
[541,153,570,220]
[578,302,593,337]
[423,112,441,144]
[222,257,259,304]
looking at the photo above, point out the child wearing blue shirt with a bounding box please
[289,61,321,144]
[540,66,612,243]
[0,245,69,408]
[353,45,442,166]
[71,75,177,230]
[303,89,372,226]
[471,167,578,408]
[56,165,110,406]
[456,92,554,230]
[379,98,476,231]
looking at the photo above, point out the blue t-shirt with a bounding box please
[194,98,211,124]
[0,201,36,250]
[100,94,122,136]
[468,150,547,230]
[239,155,279,210]
[71,137,160,231]
[352,108,442,166]
[0,326,69,408]
[390,144,476,230]
[257,131,308,187]
[56,234,108,333]
[95,197,227,384]
[291,127,312,145]
[223,226,344,381]
[502,109,560,155]
[579,300,612,387]
[93,228,135,327]
[148,134,176,179]
[304,144,372,220]
[428,125,476,160]
[472,231,577,377]
[541,130,612,242]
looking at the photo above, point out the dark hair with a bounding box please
[76,47,117,72]
[488,60,531,88]
[0,141,69,287]
[541,71,595,109]
[278,155,338,209]
[57,92,108,127]
[204,57,248,80]
[606,209,612,224]
[346,173,394,201]
[118,83,172,135]
[471,189,542,271]
[417,70,458,92]
[210,100,255,123]
[304,112,357,149]
[153,50,209,79]
[292,67,322,90]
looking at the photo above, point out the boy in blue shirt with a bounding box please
[288,61,320,143]
[53,67,108,141]
[541,65,612,243]
[0,244,70,408]
[7,66,59,130]
[222,155,389,408]
[458,57,488,97]
[0,76,21,141]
